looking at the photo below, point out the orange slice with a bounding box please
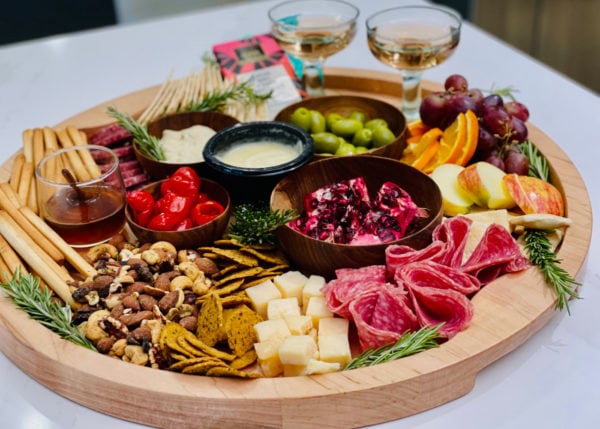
[407,120,430,138]
[422,113,467,173]
[411,138,440,171]
[401,127,442,165]
[455,109,479,166]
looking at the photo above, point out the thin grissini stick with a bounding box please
[16,161,34,208]
[32,128,45,172]
[22,128,34,162]
[67,125,102,178]
[55,128,94,182]
[42,126,60,151]
[0,234,26,275]
[0,183,65,264]
[0,255,12,282]
[0,211,76,309]
[20,206,97,279]
[27,180,38,215]
[9,153,25,191]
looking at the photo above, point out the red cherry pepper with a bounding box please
[147,212,182,231]
[162,167,201,196]
[134,207,154,227]
[154,191,193,225]
[191,200,225,226]
[126,190,154,212]
[174,218,194,231]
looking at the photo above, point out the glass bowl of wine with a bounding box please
[366,5,461,120]
[269,0,359,96]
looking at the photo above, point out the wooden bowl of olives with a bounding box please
[274,95,407,159]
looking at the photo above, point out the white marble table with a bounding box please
[1,1,599,428]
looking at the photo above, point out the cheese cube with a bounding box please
[278,335,317,366]
[284,314,313,335]
[305,296,333,326]
[282,363,307,377]
[318,333,352,367]
[273,271,307,302]
[305,358,341,375]
[267,297,301,320]
[245,280,282,319]
[254,340,283,377]
[318,317,349,337]
[254,318,291,343]
[301,275,326,310]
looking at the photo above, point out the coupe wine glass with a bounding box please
[366,6,461,120]
[269,0,359,96]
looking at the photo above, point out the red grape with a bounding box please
[465,88,484,110]
[477,126,497,153]
[444,74,468,92]
[482,106,512,137]
[510,116,528,142]
[504,149,530,175]
[419,92,450,128]
[505,101,530,122]
[480,94,504,110]
[446,93,478,118]
[483,151,505,170]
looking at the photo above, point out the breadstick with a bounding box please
[27,180,38,214]
[0,234,26,275]
[16,161,33,207]
[0,211,76,308]
[66,125,101,178]
[42,126,60,151]
[32,128,45,169]
[22,129,34,162]
[55,128,93,182]
[0,183,65,264]
[9,153,25,191]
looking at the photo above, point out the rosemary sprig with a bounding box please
[187,80,272,113]
[107,106,165,161]
[519,140,550,181]
[0,270,96,351]
[228,203,298,246]
[488,84,519,101]
[523,230,580,314]
[344,325,443,370]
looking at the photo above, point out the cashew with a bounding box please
[123,345,149,366]
[177,249,199,263]
[178,261,201,281]
[85,309,110,343]
[108,338,127,358]
[87,243,118,262]
[150,241,177,255]
[169,275,193,291]
[192,274,212,296]
[141,249,161,265]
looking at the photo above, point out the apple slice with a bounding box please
[430,163,474,216]
[457,161,516,210]
[502,174,565,216]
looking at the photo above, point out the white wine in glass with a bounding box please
[269,0,359,96]
[366,6,461,120]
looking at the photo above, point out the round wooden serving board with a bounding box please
[0,68,593,429]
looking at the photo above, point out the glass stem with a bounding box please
[401,71,423,120]
[302,60,325,96]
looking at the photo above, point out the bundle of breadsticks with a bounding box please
[0,126,98,309]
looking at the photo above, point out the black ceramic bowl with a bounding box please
[202,121,314,203]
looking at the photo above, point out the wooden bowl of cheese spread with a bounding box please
[134,111,239,180]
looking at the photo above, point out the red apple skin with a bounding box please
[456,164,486,207]
[503,174,565,216]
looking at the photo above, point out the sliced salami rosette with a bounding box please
[395,260,481,296]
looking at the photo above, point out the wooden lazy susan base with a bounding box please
[0,68,593,429]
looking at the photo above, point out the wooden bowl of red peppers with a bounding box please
[125,167,231,248]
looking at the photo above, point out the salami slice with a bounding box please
[395,260,481,296]
[88,123,132,147]
[461,223,530,284]
[385,241,447,276]
[348,285,418,351]
[406,284,474,339]
[322,265,387,319]
[431,216,472,268]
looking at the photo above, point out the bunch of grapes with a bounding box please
[419,74,531,175]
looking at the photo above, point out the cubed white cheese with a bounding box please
[278,335,317,366]
[245,279,282,319]
[318,333,352,367]
[254,339,283,377]
[267,297,301,320]
[301,275,326,310]
[305,296,333,327]
[304,358,341,375]
[318,317,349,337]
[254,318,291,343]
[274,271,308,302]
[284,314,314,335]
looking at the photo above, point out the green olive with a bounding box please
[335,141,356,156]
[354,146,369,154]
[364,118,389,131]
[309,110,326,133]
[325,113,344,131]
[312,132,341,154]
[289,107,312,132]
[352,128,373,147]
[349,111,367,124]
[330,118,363,138]
[371,126,396,148]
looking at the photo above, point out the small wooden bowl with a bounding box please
[126,178,231,249]
[134,111,240,180]
[274,95,407,159]
[270,156,443,279]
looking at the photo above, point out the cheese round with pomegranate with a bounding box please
[216,140,301,168]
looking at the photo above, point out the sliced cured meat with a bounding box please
[431,216,472,268]
[395,260,481,296]
[406,284,474,339]
[462,223,530,284]
[348,285,418,351]
[385,241,447,276]
[322,265,387,319]
[88,123,132,147]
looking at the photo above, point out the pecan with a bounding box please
[101,316,129,339]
